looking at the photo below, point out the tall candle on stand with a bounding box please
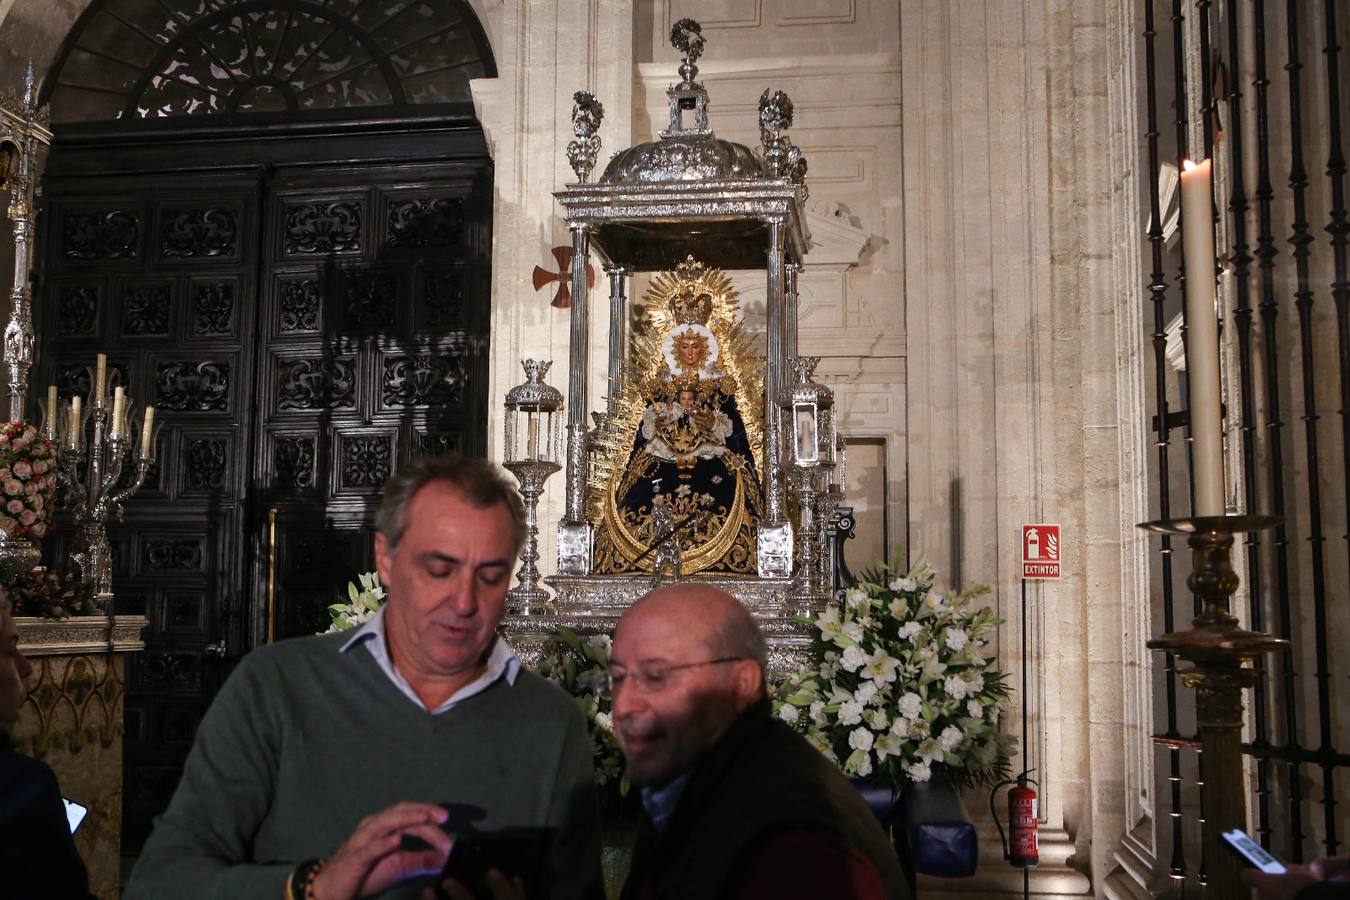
[111,386,125,439]
[44,385,58,438]
[70,395,82,449]
[1180,158,1226,516]
[93,353,107,405]
[140,406,155,457]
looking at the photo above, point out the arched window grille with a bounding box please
[43,0,495,124]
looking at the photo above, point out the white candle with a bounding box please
[527,414,540,460]
[1180,158,1226,517]
[44,385,57,436]
[93,353,107,405]
[140,406,155,457]
[111,386,125,439]
[70,395,82,449]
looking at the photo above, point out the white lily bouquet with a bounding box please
[325,572,386,633]
[773,558,1015,790]
[534,627,628,794]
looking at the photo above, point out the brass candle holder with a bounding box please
[1140,514,1288,899]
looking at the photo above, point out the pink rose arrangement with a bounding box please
[0,567,98,619]
[0,420,57,541]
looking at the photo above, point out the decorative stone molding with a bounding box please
[15,615,148,656]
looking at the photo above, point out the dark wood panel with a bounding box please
[35,151,493,855]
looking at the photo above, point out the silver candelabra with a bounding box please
[46,356,160,598]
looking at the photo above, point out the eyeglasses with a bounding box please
[605,657,746,694]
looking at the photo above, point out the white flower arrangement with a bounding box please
[325,572,386,633]
[773,557,1015,790]
[534,627,628,794]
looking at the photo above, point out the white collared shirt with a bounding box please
[339,606,520,715]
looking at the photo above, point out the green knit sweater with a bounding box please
[124,633,603,900]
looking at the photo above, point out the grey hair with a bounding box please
[375,453,527,557]
[708,604,769,678]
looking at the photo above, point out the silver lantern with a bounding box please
[503,360,564,614]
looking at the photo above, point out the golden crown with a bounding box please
[667,257,715,325]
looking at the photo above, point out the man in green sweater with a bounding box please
[125,455,603,900]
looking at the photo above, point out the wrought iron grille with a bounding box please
[1141,0,1349,890]
[41,0,495,123]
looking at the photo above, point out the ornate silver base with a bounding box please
[756,522,794,577]
[502,573,830,679]
[506,586,553,617]
[556,521,593,575]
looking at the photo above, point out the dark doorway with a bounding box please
[37,0,495,855]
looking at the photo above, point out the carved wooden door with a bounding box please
[253,160,491,642]
[38,169,262,851]
[36,155,491,852]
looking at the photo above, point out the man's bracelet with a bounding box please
[286,858,327,900]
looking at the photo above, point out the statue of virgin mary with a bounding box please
[591,257,764,575]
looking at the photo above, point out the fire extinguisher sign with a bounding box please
[1021,524,1061,579]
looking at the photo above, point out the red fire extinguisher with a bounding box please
[991,771,1040,869]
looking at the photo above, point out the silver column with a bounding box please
[757,219,793,576]
[785,261,801,362]
[558,223,594,573]
[563,223,591,521]
[605,266,629,403]
[763,219,786,520]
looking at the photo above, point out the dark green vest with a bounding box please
[620,700,913,900]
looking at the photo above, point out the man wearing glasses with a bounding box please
[610,584,911,899]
